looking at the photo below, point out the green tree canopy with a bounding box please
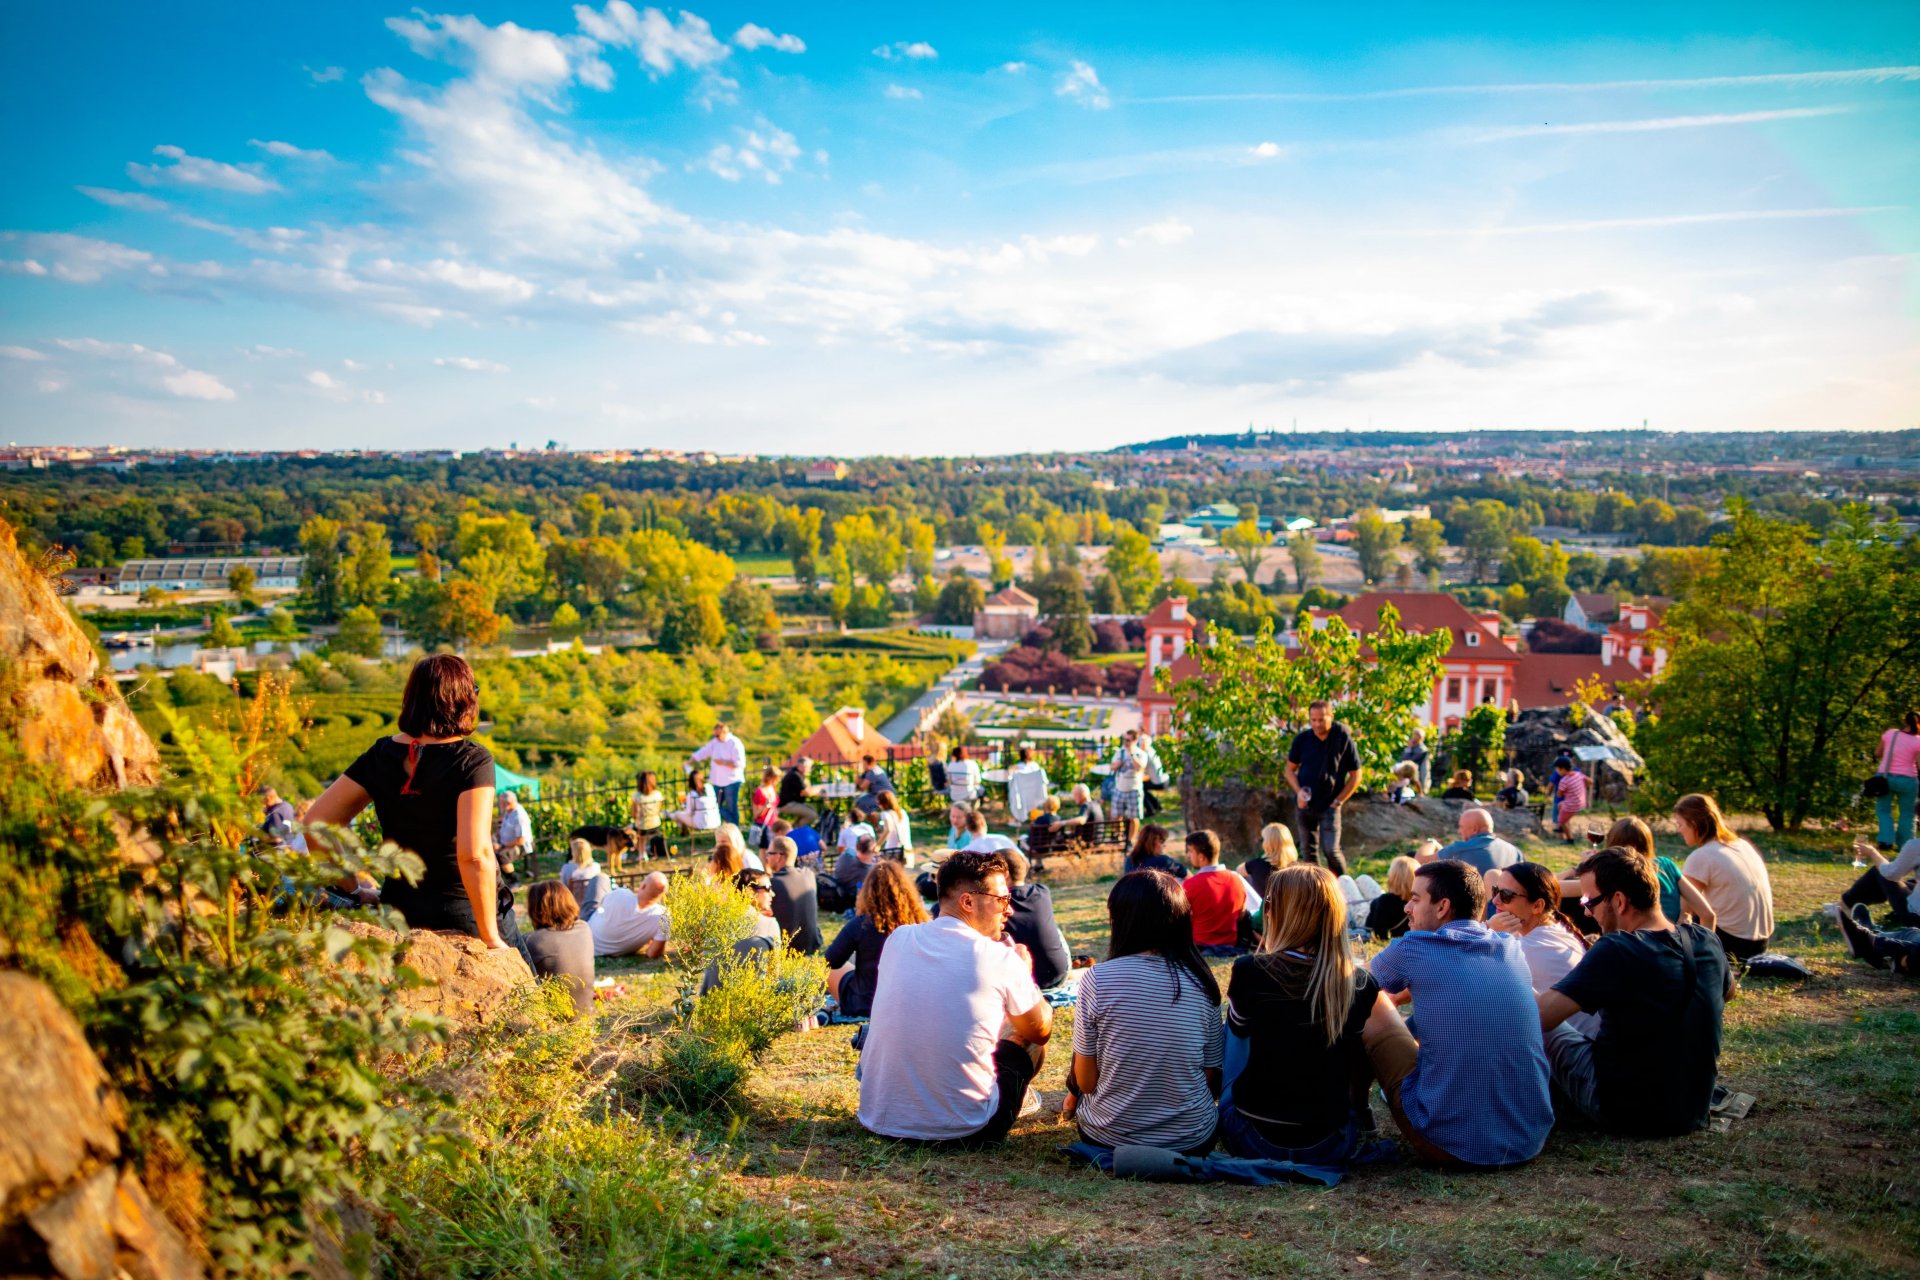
[1285,532,1322,592]
[1219,519,1271,584]
[1350,510,1403,585]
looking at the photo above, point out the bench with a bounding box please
[1026,819,1130,872]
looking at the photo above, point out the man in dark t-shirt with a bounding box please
[764,838,823,954]
[1538,848,1732,1136]
[1284,701,1362,875]
[1004,849,1071,989]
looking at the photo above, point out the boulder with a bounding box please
[1179,774,1538,860]
[0,972,204,1280]
[1506,703,1644,800]
[342,921,533,1027]
[0,521,161,789]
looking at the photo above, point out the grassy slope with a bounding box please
[600,823,1919,1279]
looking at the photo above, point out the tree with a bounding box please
[1406,518,1447,576]
[1636,546,1721,598]
[1166,604,1450,794]
[719,577,779,650]
[1450,499,1512,582]
[1091,571,1126,614]
[550,601,583,633]
[298,517,344,620]
[404,579,502,650]
[1442,705,1507,793]
[454,512,545,614]
[1350,510,1403,585]
[1219,519,1271,584]
[1285,532,1322,593]
[1102,526,1160,609]
[343,523,393,610]
[1636,506,1920,830]
[657,593,728,653]
[266,608,299,639]
[206,611,241,648]
[1039,567,1093,658]
[980,522,1014,589]
[730,686,764,741]
[783,507,823,590]
[934,572,986,625]
[334,604,385,657]
[1194,569,1274,636]
[904,517,938,581]
[847,583,894,629]
[911,573,940,616]
[227,564,258,605]
[833,512,904,588]
[931,704,974,747]
[775,694,820,748]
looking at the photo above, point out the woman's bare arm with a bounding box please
[456,786,506,948]
[304,775,375,895]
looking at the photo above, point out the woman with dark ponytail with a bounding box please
[1065,870,1223,1153]
[1487,862,1596,1035]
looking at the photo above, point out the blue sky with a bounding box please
[2,2,1916,452]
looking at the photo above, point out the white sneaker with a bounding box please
[1018,1086,1043,1119]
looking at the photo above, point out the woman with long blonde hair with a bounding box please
[1218,864,1404,1173]
[1675,793,1774,961]
[822,860,930,1017]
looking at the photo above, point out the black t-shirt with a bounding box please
[778,768,809,807]
[1226,953,1380,1146]
[770,867,823,955]
[822,913,893,1016]
[1553,924,1728,1136]
[1007,883,1071,989]
[345,737,496,934]
[1126,852,1187,881]
[1287,724,1361,809]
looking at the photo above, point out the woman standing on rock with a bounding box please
[306,654,521,953]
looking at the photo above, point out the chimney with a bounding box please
[842,707,864,745]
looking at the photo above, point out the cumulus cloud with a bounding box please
[884,83,922,100]
[1056,60,1110,109]
[733,23,803,53]
[306,64,347,83]
[699,118,803,183]
[48,337,237,400]
[1251,141,1284,158]
[389,12,610,92]
[1122,218,1193,246]
[1,232,157,283]
[251,139,335,162]
[873,41,937,61]
[435,355,510,372]
[305,369,340,388]
[162,369,237,399]
[76,186,171,213]
[127,145,280,194]
[575,3,728,76]
[999,61,1029,74]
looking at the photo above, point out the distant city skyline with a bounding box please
[2,2,1916,451]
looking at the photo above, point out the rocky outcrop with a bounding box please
[1179,774,1539,859]
[0,522,160,790]
[343,921,533,1027]
[1507,703,1645,803]
[0,972,203,1280]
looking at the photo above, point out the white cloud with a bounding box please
[162,370,236,400]
[733,23,803,53]
[249,344,300,357]
[873,41,937,61]
[76,186,171,213]
[389,12,609,92]
[1,233,157,283]
[575,3,728,76]
[1467,106,1850,143]
[36,378,67,393]
[699,118,803,183]
[306,64,347,83]
[0,345,47,360]
[884,83,922,100]
[1056,60,1110,109]
[1123,218,1193,246]
[127,145,280,195]
[1250,141,1284,158]
[999,61,1029,74]
[435,355,510,373]
[305,369,340,388]
[251,139,335,162]
[343,358,367,371]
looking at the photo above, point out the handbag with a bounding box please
[1863,732,1898,799]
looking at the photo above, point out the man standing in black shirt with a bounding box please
[1285,701,1361,875]
[1537,848,1732,1136]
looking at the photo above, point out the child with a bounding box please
[1553,760,1589,841]
[629,770,666,862]
[1388,759,1421,804]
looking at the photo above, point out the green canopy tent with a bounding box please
[493,763,542,801]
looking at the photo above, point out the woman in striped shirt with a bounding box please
[1065,870,1224,1153]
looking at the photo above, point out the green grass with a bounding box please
[731,552,792,577]
[582,821,1920,1279]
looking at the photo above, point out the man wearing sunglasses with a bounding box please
[858,849,1052,1147]
[1536,848,1733,1136]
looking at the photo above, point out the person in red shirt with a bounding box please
[1182,830,1260,956]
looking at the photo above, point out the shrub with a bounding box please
[660,876,758,1007]
[692,944,828,1059]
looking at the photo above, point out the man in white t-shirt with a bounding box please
[958,809,1019,854]
[837,806,877,856]
[946,746,981,807]
[858,849,1053,1145]
[588,872,670,959]
[690,722,749,827]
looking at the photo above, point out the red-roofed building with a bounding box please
[1510,652,1647,709]
[1602,599,1669,676]
[1136,597,1201,734]
[973,585,1039,639]
[1305,592,1521,729]
[790,706,893,767]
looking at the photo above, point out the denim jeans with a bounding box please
[1877,773,1917,848]
[1218,1103,1358,1169]
[716,781,743,827]
[1298,805,1347,876]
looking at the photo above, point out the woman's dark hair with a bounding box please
[688,767,706,791]
[1106,870,1220,1006]
[526,879,579,931]
[1904,709,1919,735]
[1128,823,1169,862]
[1505,861,1588,949]
[397,654,479,738]
[636,769,657,794]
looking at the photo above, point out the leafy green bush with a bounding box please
[691,945,828,1060]
[1442,703,1508,792]
[660,876,758,1007]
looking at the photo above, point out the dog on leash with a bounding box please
[567,825,638,857]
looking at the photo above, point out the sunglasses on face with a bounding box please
[1489,887,1528,905]
[969,889,1013,908]
[1578,894,1605,911]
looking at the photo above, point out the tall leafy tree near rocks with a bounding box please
[1637,504,1920,830]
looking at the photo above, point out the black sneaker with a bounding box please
[1837,904,1887,969]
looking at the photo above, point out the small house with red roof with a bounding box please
[973,585,1040,640]
[790,707,892,767]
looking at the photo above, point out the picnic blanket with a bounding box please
[1042,968,1085,1008]
[1059,1141,1367,1187]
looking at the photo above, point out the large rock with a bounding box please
[0,521,161,789]
[342,921,533,1027]
[1506,703,1645,803]
[0,972,204,1280]
[1179,774,1538,859]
